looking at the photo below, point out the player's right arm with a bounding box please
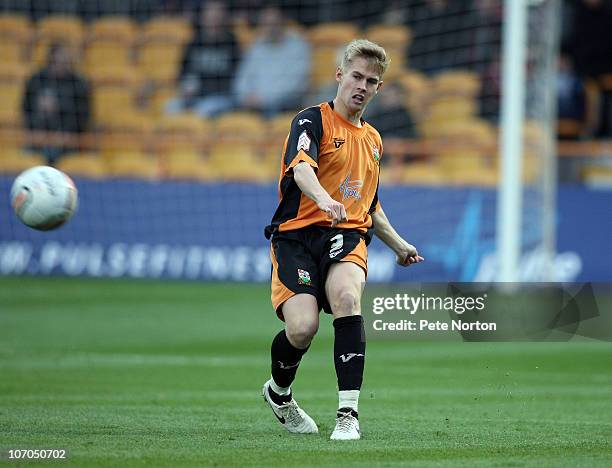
[293,162,347,227]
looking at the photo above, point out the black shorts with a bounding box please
[270,226,368,320]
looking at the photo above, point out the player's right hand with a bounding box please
[318,199,347,227]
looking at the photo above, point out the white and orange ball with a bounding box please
[10,166,78,231]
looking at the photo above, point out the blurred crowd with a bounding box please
[1,0,611,182]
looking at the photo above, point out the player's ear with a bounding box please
[335,67,343,83]
[376,80,383,93]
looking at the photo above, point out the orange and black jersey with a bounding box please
[265,101,382,240]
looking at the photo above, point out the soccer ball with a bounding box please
[10,166,78,231]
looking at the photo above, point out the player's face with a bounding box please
[336,57,383,115]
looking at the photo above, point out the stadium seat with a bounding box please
[83,17,137,74]
[308,23,359,87]
[0,14,33,64]
[32,15,85,66]
[0,64,30,127]
[364,24,411,79]
[0,128,24,151]
[139,16,192,84]
[431,70,481,98]
[214,112,265,144]
[106,151,159,180]
[398,71,430,118]
[148,85,176,118]
[137,42,184,84]
[308,22,359,47]
[156,114,211,179]
[56,152,109,179]
[207,142,268,182]
[164,150,211,181]
[89,68,145,127]
[0,148,46,174]
[142,16,192,43]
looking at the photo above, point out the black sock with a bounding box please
[333,315,366,391]
[270,330,309,393]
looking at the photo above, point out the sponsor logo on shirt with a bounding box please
[333,137,345,149]
[339,174,363,201]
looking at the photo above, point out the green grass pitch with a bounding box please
[1,277,611,467]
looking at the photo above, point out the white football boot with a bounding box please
[330,408,360,440]
[262,380,318,434]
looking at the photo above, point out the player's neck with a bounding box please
[332,98,363,128]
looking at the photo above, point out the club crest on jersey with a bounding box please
[297,268,311,285]
[372,144,380,163]
[339,174,363,201]
[333,137,345,149]
[297,130,311,152]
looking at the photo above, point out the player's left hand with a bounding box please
[395,242,424,267]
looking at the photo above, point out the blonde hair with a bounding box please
[340,39,390,77]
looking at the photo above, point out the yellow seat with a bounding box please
[138,42,184,83]
[156,114,211,173]
[214,112,265,146]
[208,142,268,182]
[428,97,478,122]
[83,18,137,74]
[142,16,193,43]
[398,71,430,118]
[308,22,359,47]
[89,68,144,127]
[107,151,159,180]
[0,149,46,174]
[401,161,448,186]
[33,15,85,66]
[0,128,25,151]
[100,127,152,163]
[308,23,359,87]
[56,152,109,179]
[432,70,481,98]
[0,72,26,127]
[165,151,211,181]
[138,17,192,84]
[0,15,33,64]
[364,24,411,79]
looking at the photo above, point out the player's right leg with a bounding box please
[264,236,320,434]
[263,294,319,434]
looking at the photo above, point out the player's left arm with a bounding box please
[371,208,424,267]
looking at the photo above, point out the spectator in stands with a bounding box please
[366,81,416,139]
[22,42,90,165]
[366,81,418,173]
[233,4,310,117]
[166,0,240,118]
[557,48,588,139]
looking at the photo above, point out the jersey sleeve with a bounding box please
[283,106,324,174]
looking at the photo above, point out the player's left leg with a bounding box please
[325,261,366,440]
